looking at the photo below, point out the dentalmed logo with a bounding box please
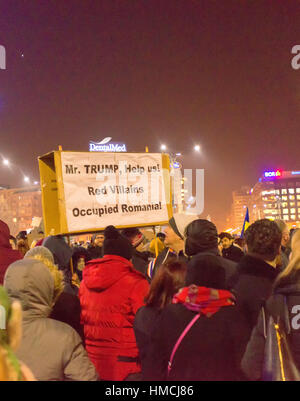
[89,137,127,152]
[0,45,6,70]
[0,305,6,329]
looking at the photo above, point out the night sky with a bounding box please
[1,0,300,230]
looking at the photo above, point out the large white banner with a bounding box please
[60,152,170,232]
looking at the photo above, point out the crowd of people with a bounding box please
[0,213,299,381]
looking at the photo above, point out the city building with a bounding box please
[230,170,300,233]
[0,186,42,236]
[251,170,300,228]
[231,186,252,231]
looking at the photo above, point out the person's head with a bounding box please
[38,231,44,240]
[275,220,290,248]
[234,237,246,250]
[121,228,144,249]
[185,219,219,256]
[91,233,104,248]
[9,235,17,250]
[103,226,133,261]
[144,259,187,310]
[165,213,197,252]
[157,233,166,242]
[42,235,73,271]
[245,219,282,263]
[274,229,300,289]
[219,232,234,249]
[24,246,64,302]
[72,246,90,280]
[16,231,28,242]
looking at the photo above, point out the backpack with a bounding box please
[262,295,300,381]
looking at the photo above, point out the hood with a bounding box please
[3,258,54,319]
[43,236,72,271]
[0,220,11,249]
[82,254,134,291]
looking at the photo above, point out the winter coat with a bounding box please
[185,248,237,287]
[242,271,300,380]
[133,306,162,379]
[222,244,244,263]
[143,302,249,381]
[4,258,98,381]
[79,254,149,381]
[229,255,280,330]
[0,220,22,284]
[131,250,151,281]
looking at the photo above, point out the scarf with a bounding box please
[172,284,235,317]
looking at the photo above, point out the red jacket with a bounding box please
[79,254,149,381]
[0,220,23,284]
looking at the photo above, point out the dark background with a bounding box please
[1,0,300,229]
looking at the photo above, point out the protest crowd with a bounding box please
[0,213,300,381]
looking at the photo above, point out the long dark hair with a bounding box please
[145,258,187,310]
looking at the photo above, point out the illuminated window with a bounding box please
[283,209,289,214]
[275,190,280,194]
[297,195,300,200]
[290,196,295,200]
[281,202,288,208]
[291,215,296,220]
[290,202,295,207]
[291,208,296,214]
[283,215,289,221]
[282,196,288,201]
[281,189,287,194]
[289,189,295,194]
[297,188,300,193]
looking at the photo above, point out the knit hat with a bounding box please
[185,219,219,256]
[103,226,133,260]
[121,227,144,248]
[168,213,197,240]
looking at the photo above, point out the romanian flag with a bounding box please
[241,207,250,239]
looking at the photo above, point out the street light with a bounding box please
[3,159,9,166]
[161,144,167,151]
[24,176,30,183]
[194,145,201,152]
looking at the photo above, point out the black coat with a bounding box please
[133,306,162,379]
[185,248,237,287]
[229,255,280,330]
[143,302,249,381]
[222,245,244,263]
[242,271,300,380]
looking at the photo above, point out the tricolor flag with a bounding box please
[241,207,250,239]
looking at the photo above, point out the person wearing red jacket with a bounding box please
[0,220,23,285]
[79,225,149,381]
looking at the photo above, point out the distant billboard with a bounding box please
[89,137,127,152]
